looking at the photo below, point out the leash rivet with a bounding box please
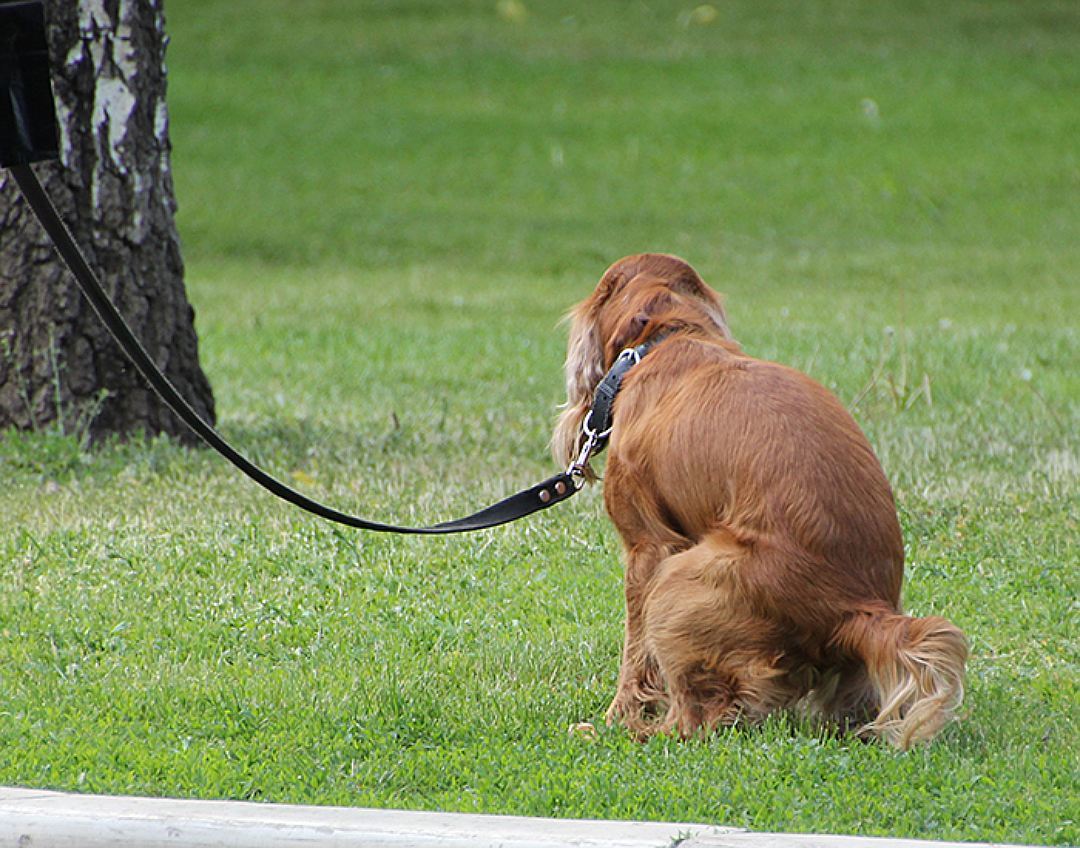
[538,489,551,503]
[555,481,567,496]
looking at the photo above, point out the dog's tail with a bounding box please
[833,605,967,749]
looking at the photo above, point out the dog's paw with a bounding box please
[604,697,630,726]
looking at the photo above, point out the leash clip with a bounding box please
[567,428,600,487]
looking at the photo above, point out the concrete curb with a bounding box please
[0,786,1032,848]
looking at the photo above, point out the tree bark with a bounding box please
[0,0,214,443]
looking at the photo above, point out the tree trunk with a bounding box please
[0,0,214,444]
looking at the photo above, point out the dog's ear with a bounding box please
[605,286,681,354]
[551,303,605,473]
[622,312,650,347]
[682,281,731,340]
[669,269,731,340]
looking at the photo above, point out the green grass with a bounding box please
[1,0,1078,844]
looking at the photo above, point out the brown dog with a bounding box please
[553,253,966,749]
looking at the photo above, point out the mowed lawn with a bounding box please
[1,1,1077,844]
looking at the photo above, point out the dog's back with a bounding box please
[609,335,904,605]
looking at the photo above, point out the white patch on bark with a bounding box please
[95,4,138,167]
[92,76,137,172]
[82,0,146,237]
[154,99,169,144]
[154,98,172,204]
[60,41,87,167]
[77,0,111,35]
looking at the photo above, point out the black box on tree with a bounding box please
[0,0,59,167]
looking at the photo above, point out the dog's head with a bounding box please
[551,253,732,472]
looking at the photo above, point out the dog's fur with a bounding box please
[553,253,966,749]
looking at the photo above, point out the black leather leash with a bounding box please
[8,162,587,534]
[8,160,658,533]
[0,0,652,534]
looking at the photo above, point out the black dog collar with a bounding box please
[570,334,669,479]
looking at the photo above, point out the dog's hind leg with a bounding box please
[605,542,675,734]
[638,532,780,738]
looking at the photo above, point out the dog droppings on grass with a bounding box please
[568,722,599,740]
